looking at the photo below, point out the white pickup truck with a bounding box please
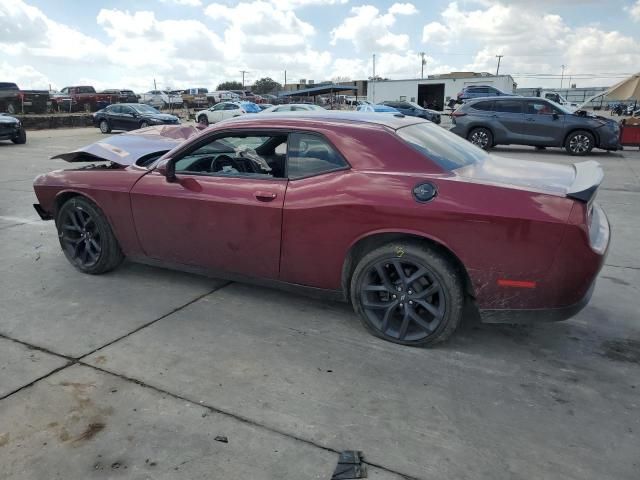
[539,91,578,110]
[139,90,183,109]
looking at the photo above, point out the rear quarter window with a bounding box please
[471,101,494,111]
[396,122,488,171]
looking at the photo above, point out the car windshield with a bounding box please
[241,102,261,113]
[546,99,574,114]
[132,104,160,114]
[408,102,425,110]
[396,122,488,171]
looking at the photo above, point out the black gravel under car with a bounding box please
[0,114,26,144]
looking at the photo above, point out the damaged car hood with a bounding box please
[52,125,202,166]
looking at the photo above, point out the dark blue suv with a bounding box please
[456,85,515,103]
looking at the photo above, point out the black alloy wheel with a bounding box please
[565,130,594,156]
[56,197,123,274]
[99,119,111,134]
[11,128,26,144]
[351,243,464,346]
[468,127,493,150]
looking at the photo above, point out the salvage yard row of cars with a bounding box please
[31,112,610,347]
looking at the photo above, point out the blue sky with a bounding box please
[1,0,639,92]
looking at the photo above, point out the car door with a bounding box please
[222,103,242,120]
[208,103,226,122]
[130,132,288,279]
[490,99,525,144]
[106,105,123,129]
[522,100,565,146]
[119,105,138,130]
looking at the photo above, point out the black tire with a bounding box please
[99,119,111,134]
[56,196,124,275]
[467,127,493,150]
[11,128,26,144]
[350,242,464,347]
[198,115,209,126]
[139,121,150,129]
[565,130,594,156]
[6,102,16,114]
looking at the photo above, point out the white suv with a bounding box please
[196,101,259,125]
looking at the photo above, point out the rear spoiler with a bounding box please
[566,161,604,203]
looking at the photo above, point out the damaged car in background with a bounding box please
[32,113,609,347]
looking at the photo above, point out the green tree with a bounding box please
[252,77,282,94]
[217,81,243,91]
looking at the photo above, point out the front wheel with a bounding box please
[56,196,124,274]
[198,115,209,126]
[565,130,594,156]
[11,128,26,144]
[6,102,16,114]
[350,242,464,347]
[99,119,111,134]
[467,127,493,150]
[139,121,150,129]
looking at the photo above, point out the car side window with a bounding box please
[174,134,287,178]
[121,106,134,115]
[110,105,122,114]
[225,104,239,110]
[472,101,494,111]
[494,100,523,114]
[212,103,226,111]
[287,133,348,180]
[525,101,560,115]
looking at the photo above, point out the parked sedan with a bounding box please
[33,112,609,347]
[450,97,621,155]
[0,113,26,144]
[260,104,325,113]
[357,104,400,113]
[196,101,260,125]
[93,103,180,133]
[381,101,440,124]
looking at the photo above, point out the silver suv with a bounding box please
[450,97,621,155]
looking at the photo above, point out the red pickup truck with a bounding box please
[51,86,118,112]
[0,82,49,114]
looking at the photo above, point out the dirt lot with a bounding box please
[1,128,639,479]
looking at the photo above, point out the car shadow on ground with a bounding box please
[490,146,625,158]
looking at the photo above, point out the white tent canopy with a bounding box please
[579,72,640,108]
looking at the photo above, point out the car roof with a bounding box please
[222,111,424,130]
[465,96,542,103]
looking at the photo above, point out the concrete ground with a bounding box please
[0,127,639,480]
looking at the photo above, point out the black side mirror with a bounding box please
[156,159,176,182]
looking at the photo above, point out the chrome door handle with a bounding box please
[254,191,277,202]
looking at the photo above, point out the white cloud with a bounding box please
[421,1,640,87]
[331,3,417,52]
[628,0,640,21]
[159,0,202,6]
[0,61,52,89]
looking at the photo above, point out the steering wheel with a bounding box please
[210,154,235,173]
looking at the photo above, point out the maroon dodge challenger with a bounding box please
[32,113,610,346]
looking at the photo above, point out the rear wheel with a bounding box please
[565,130,594,156]
[99,119,111,134]
[467,127,493,150]
[6,102,16,114]
[139,121,150,129]
[198,115,209,126]
[11,128,26,144]
[350,242,464,347]
[56,197,124,274]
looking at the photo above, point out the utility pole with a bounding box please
[372,53,376,104]
[420,52,426,79]
[240,70,248,88]
[560,65,566,89]
[284,70,287,88]
[153,78,157,90]
[495,55,503,76]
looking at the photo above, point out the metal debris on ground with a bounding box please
[331,450,367,480]
[214,435,228,443]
